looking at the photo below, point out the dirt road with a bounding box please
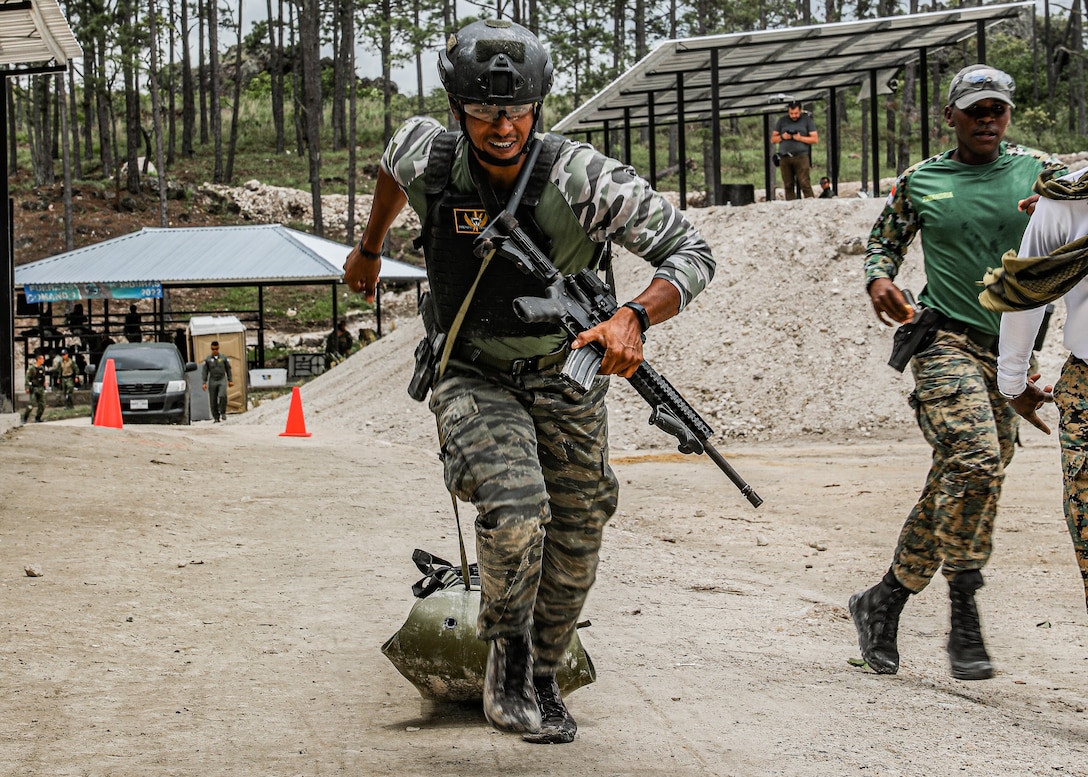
[2,416,1087,776]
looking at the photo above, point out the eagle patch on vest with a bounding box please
[453,208,489,234]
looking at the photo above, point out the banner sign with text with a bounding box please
[24,281,163,303]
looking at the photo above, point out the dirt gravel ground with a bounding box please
[5,193,1088,776]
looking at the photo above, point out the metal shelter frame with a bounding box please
[551,2,1033,207]
[0,0,83,415]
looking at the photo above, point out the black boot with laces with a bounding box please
[947,570,994,680]
[522,674,577,744]
[849,568,912,674]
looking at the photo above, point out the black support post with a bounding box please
[1,78,12,414]
[677,73,687,210]
[869,69,880,198]
[829,88,840,195]
[763,112,773,202]
[710,49,722,206]
[647,93,658,191]
[920,49,930,159]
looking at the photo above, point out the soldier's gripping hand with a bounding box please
[868,278,914,327]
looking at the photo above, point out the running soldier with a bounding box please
[344,19,714,743]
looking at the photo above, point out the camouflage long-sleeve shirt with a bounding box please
[381,116,715,359]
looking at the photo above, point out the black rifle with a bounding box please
[473,141,762,508]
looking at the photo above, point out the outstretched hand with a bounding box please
[1008,373,1055,434]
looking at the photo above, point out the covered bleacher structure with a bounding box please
[552,2,1034,206]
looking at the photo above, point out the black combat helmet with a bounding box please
[438,19,554,106]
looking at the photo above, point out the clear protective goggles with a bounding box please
[461,102,536,123]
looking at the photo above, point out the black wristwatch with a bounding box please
[622,301,651,333]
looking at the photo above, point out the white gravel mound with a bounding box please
[238,196,1070,451]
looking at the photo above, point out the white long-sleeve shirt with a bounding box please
[997,167,1088,398]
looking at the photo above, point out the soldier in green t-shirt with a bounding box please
[849,65,1065,683]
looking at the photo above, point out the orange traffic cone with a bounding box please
[93,358,124,429]
[279,386,312,437]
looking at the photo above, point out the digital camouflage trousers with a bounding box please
[892,330,1018,592]
[1055,354,1088,613]
[429,362,619,675]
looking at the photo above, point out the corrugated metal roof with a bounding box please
[14,224,428,288]
[552,2,1031,131]
[0,0,82,68]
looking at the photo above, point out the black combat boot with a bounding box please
[849,568,912,674]
[947,570,994,680]
[522,675,577,745]
[483,630,541,734]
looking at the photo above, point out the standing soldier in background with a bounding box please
[771,100,818,199]
[22,354,47,424]
[57,349,80,409]
[201,341,233,423]
[849,64,1064,681]
[344,19,714,744]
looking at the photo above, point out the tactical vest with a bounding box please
[420,131,568,338]
[26,365,45,388]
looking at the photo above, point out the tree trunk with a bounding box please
[148,0,169,226]
[209,0,223,182]
[332,0,349,150]
[181,0,195,156]
[95,24,113,175]
[80,31,94,161]
[29,75,55,186]
[381,0,392,144]
[7,80,16,175]
[120,0,141,194]
[414,0,424,113]
[57,73,75,250]
[167,0,176,165]
[347,21,357,244]
[268,0,285,153]
[225,0,244,183]
[290,1,304,157]
[198,0,209,145]
[1070,0,1086,134]
[67,67,82,180]
[299,0,323,235]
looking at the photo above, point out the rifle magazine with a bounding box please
[561,347,601,393]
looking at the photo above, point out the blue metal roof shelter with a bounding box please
[14,224,427,367]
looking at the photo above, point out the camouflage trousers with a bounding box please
[1054,354,1088,613]
[22,387,45,422]
[892,330,1018,592]
[61,376,76,407]
[429,363,619,675]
